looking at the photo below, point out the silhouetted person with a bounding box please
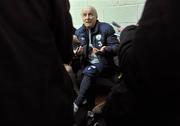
[0,0,74,125]
[102,24,138,126]
[103,0,179,125]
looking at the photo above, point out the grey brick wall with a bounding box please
[70,0,146,29]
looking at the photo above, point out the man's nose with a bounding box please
[85,15,90,19]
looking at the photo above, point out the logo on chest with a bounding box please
[95,34,103,47]
[80,37,85,41]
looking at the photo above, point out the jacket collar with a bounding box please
[82,20,99,35]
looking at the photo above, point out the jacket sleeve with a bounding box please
[118,25,137,73]
[50,0,73,64]
[75,30,92,58]
[104,24,120,56]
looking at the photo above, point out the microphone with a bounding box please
[112,21,121,28]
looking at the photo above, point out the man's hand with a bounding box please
[99,46,107,52]
[73,35,80,44]
[92,47,100,54]
[94,46,106,55]
[74,46,83,55]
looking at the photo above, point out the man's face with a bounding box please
[81,8,97,29]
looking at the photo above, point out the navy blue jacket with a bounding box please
[75,21,120,68]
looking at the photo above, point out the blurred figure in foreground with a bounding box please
[0,0,74,125]
[103,0,179,125]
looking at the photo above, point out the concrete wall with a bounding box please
[69,0,146,29]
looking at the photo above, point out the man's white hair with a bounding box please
[81,6,98,18]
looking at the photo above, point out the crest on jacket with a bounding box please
[96,34,102,47]
[96,34,101,41]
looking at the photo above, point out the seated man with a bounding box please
[73,6,120,113]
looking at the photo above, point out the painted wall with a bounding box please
[69,0,146,29]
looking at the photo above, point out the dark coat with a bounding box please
[104,0,179,125]
[102,25,137,126]
[133,0,178,125]
[0,0,74,125]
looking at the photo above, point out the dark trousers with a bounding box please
[74,63,104,107]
